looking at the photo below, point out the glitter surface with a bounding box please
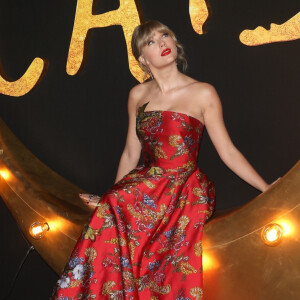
[67,0,143,81]
[189,0,209,34]
[240,12,300,46]
[0,57,45,97]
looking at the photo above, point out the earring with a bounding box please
[148,68,154,80]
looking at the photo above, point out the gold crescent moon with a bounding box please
[0,118,93,274]
[0,117,299,298]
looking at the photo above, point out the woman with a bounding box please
[52,20,271,299]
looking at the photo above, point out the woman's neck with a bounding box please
[150,64,183,95]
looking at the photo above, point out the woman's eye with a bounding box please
[162,33,169,37]
[147,40,154,46]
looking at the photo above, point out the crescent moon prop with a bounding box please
[0,118,299,299]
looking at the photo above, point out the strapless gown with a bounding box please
[51,101,215,300]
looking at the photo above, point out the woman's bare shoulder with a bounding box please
[127,81,153,115]
[128,81,153,107]
[187,79,217,93]
[181,79,222,116]
[189,81,220,104]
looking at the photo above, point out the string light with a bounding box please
[203,252,218,271]
[0,169,11,180]
[261,223,284,246]
[29,222,50,239]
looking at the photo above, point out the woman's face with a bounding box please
[139,30,177,71]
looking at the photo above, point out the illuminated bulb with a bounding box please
[32,225,43,235]
[261,223,284,246]
[0,169,10,180]
[203,252,218,271]
[29,222,50,239]
[266,228,278,241]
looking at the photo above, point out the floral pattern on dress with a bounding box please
[52,101,215,299]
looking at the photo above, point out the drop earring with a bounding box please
[148,68,154,80]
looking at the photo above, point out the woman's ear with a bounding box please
[138,56,145,65]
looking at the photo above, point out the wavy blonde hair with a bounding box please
[131,20,188,80]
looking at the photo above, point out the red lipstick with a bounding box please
[161,48,171,56]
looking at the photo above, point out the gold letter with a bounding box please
[240,12,300,46]
[189,0,210,34]
[0,58,46,97]
[67,0,143,82]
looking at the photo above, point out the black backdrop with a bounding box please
[0,0,299,298]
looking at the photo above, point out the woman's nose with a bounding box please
[160,39,166,47]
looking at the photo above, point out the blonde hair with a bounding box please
[131,20,188,79]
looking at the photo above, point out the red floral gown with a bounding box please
[51,101,215,300]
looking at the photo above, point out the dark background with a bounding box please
[0,0,299,298]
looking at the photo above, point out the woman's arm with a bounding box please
[200,84,269,192]
[114,87,142,183]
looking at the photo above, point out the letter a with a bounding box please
[67,0,143,82]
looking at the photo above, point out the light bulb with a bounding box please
[29,222,50,239]
[0,169,11,180]
[261,223,283,246]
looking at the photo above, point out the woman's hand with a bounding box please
[79,193,101,207]
[264,177,281,192]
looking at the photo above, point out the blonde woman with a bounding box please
[52,20,272,299]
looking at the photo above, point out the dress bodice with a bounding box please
[136,101,204,172]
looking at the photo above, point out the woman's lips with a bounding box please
[161,48,171,56]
